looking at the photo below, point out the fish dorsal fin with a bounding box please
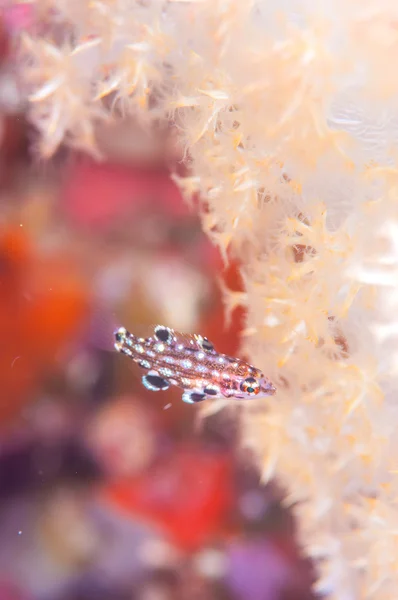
[153,325,216,354]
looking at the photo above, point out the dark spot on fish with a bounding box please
[190,392,207,403]
[201,338,214,351]
[154,326,172,343]
[142,374,169,391]
[115,327,128,343]
[204,387,219,396]
[182,391,207,404]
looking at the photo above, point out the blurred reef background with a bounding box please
[2,1,398,598]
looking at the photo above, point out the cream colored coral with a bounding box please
[19,0,398,597]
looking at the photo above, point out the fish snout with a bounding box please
[261,380,276,396]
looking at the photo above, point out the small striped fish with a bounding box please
[114,324,276,404]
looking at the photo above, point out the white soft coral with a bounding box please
[19,0,398,597]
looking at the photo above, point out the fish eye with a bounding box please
[240,377,260,395]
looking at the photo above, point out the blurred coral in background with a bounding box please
[4,0,398,599]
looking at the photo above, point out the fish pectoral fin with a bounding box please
[195,399,231,422]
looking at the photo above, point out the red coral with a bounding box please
[0,228,89,425]
[101,445,234,551]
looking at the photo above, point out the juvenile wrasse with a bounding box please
[114,324,276,404]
